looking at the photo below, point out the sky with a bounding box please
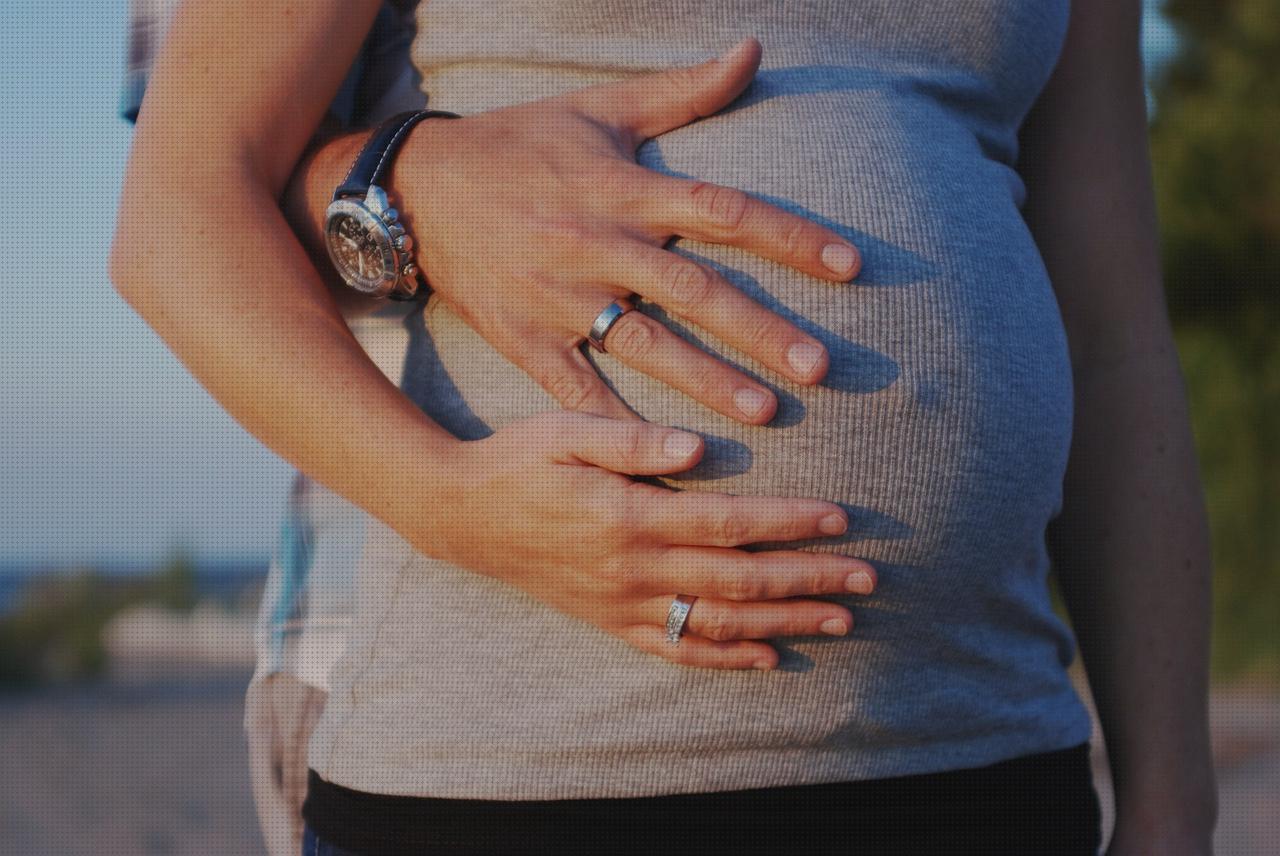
[0,0,293,564]
[0,0,1180,567]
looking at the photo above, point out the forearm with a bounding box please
[1049,350,1215,830]
[1018,0,1217,843]
[109,160,458,547]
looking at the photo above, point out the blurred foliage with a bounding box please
[0,553,197,688]
[1148,0,1280,680]
[1150,0,1280,317]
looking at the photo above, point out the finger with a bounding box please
[568,37,762,141]
[639,171,862,281]
[282,717,310,824]
[585,238,830,385]
[638,545,877,600]
[504,329,638,421]
[542,411,707,475]
[586,306,781,423]
[245,709,294,856]
[618,623,780,671]
[632,485,850,546]
[651,594,856,641]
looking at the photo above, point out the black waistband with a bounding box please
[303,741,1100,856]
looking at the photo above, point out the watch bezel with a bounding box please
[324,198,403,299]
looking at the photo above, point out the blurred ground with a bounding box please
[0,663,263,856]
[0,662,1275,855]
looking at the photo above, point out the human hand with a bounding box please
[393,36,861,425]
[244,673,328,856]
[416,411,877,670]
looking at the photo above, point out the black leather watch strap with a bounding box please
[332,109,461,201]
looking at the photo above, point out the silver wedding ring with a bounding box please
[665,594,697,644]
[586,298,633,353]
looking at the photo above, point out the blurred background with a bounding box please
[0,0,1275,853]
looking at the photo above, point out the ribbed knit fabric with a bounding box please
[309,0,1096,799]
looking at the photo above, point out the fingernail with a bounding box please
[664,432,701,459]
[786,342,824,377]
[820,618,848,636]
[753,659,774,671]
[845,570,874,593]
[818,513,847,535]
[734,387,771,418]
[821,243,858,276]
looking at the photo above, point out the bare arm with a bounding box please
[109,0,876,673]
[1018,0,1217,851]
[110,0,457,534]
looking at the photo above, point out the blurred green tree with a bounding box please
[1152,0,1280,316]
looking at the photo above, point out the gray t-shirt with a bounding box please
[310,0,1095,799]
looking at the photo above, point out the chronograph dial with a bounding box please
[322,109,461,300]
[323,199,399,296]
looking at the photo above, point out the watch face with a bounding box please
[324,201,399,296]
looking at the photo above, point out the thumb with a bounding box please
[571,36,761,143]
[548,412,705,476]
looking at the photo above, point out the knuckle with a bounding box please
[715,512,754,546]
[613,421,646,463]
[691,181,749,233]
[664,261,714,309]
[691,368,724,405]
[598,552,641,593]
[618,479,659,536]
[606,312,657,359]
[535,216,595,252]
[597,164,648,212]
[724,572,766,602]
[741,312,782,353]
[781,218,809,258]
[701,611,740,642]
[547,371,594,411]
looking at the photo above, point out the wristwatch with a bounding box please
[323,109,460,301]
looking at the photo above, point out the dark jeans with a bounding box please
[302,741,1102,856]
[304,824,362,856]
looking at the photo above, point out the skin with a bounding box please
[113,0,1216,851]
[110,2,873,673]
[1018,1,1218,852]
[292,38,862,424]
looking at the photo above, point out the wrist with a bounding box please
[1113,770,1218,849]
[377,430,471,561]
[385,114,454,282]
[323,111,459,302]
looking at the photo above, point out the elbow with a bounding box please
[107,204,148,308]
[109,185,188,315]
[106,236,135,306]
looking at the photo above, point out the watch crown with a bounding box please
[364,186,391,215]
[396,275,420,300]
[402,263,419,280]
[381,207,399,224]
[394,234,413,252]
[387,223,406,240]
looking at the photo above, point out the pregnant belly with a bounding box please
[408,69,1075,594]
[340,66,1090,768]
